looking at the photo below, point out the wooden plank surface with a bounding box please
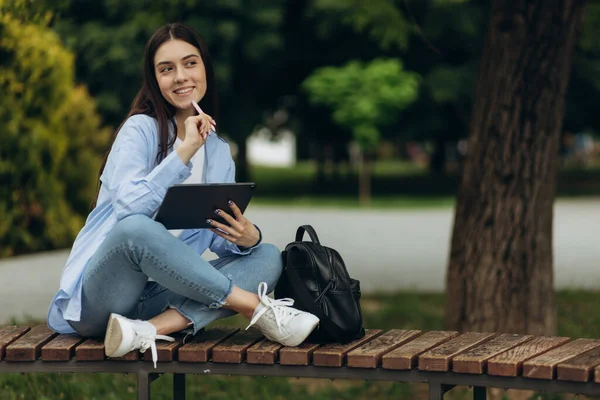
[112,350,139,361]
[5,325,57,361]
[382,331,459,370]
[279,343,321,366]
[75,339,105,361]
[347,329,421,369]
[418,332,495,372]
[313,329,383,367]
[595,365,600,383]
[452,334,534,374]
[0,327,30,361]
[247,339,283,364]
[523,338,600,379]
[178,327,239,363]
[41,334,85,361]
[212,328,263,364]
[487,336,571,377]
[143,335,184,363]
[557,347,600,382]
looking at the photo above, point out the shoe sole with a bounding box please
[104,314,123,357]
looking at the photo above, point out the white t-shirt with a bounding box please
[169,138,206,237]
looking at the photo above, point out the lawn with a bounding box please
[2,290,600,400]
[248,161,600,209]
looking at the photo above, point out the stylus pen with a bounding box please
[191,100,216,133]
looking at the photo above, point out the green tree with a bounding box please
[303,58,420,203]
[0,1,110,256]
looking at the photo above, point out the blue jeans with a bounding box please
[68,214,282,337]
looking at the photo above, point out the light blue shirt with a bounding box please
[47,114,257,334]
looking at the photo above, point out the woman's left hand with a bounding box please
[207,201,260,248]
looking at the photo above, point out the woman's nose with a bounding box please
[174,68,188,83]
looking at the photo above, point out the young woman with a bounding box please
[47,22,318,367]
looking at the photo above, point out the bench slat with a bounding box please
[0,327,30,361]
[381,331,458,370]
[557,347,600,382]
[247,339,283,365]
[212,328,263,364]
[347,329,421,369]
[76,339,105,361]
[143,335,184,363]
[41,334,85,361]
[279,343,321,366]
[178,327,239,363]
[418,332,495,372]
[452,334,534,374]
[5,325,57,362]
[522,338,600,379]
[595,365,600,383]
[313,329,383,367]
[112,350,139,361]
[487,336,570,377]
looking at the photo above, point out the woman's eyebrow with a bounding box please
[156,54,199,68]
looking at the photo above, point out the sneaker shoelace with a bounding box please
[134,329,174,369]
[246,282,300,334]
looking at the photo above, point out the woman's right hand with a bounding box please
[183,113,215,148]
[177,113,215,164]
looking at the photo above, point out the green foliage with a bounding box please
[0,8,110,257]
[312,0,411,50]
[303,58,420,150]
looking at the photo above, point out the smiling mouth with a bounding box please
[174,87,194,95]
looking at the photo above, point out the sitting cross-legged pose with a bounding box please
[47,22,319,367]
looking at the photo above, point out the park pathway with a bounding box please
[1,198,598,323]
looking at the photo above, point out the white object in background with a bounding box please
[247,128,296,167]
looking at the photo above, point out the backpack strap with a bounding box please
[295,225,321,244]
[282,259,348,340]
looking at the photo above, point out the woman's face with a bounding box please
[154,39,207,115]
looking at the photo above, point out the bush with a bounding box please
[0,4,110,257]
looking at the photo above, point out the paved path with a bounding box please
[2,199,599,324]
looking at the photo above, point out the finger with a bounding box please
[213,209,243,230]
[211,228,238,244]
[227,200,244,220]
[207,216,241,237]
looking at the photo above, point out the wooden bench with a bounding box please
[2,325,600,400]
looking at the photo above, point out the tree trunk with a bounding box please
[358,152,371,206]
[445,0,587,335]
[236,138,250,183]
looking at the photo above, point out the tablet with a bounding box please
[154,183,256,230]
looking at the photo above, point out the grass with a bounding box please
[251,195,456,209]
[247,161,600,210]
[3,290,600,400]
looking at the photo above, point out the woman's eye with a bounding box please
[187,61,197,66]
[161,67,172,73]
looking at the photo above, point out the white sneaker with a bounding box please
[246,282,319,347]
[104,313,174,368]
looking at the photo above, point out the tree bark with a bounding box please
[358,152,372,206]
[445,0,587,335]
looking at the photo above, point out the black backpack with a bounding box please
[274,225,365,344]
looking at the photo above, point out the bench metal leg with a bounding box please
[473,386,486,400]
[138,372,150,400]
[429,383,454,400]
[174,373,186,400]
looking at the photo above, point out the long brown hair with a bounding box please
[93,22,218,207]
